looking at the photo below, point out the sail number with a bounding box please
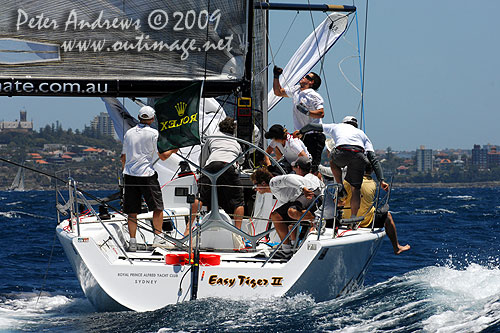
[148,9,221,32]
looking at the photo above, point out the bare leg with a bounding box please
[271,211,290,245]
[330,161,343,184]
[152,209,163,235]
[233,205,244,229]
[288,208,315,222]
[351,187,361,216]
[287,207,314,242]
[127,213,138,238]
[384,212,410,255]
[185,199,201,236]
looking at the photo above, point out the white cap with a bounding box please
[138,106,155,120]
[342,115,358,124]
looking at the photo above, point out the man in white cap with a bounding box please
[120,105,171,251]
[293,116,388,218]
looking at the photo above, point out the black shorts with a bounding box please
[331,149,369,189]
[198,161,244,214]
[274,201,303,222]
[373,211,388,228]
[274,195,320,222]
[123,173,164,214]
[302,132,326,173]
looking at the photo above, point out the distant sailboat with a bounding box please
[8,164,25,191]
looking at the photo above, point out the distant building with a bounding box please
[416,146,433,172]
[91,112,116,138]
[0,110,33,133]
[487,147,500,168]
[472,144,488,169]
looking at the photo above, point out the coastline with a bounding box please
[3,181,500,192]
[392,181,500,188]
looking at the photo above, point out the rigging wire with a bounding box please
[305,2,356,124]
[305,1,337,122]
[361,0,369,132]
[259,1,300,94]
[35,230,58,308]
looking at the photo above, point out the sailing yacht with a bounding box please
[8,164,25,192]
[0,0,386,311]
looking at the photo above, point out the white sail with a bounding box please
[267,13,348,111]
[9,165,25,191]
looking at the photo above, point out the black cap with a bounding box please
[291,156,312,172]
[264,124,285,140]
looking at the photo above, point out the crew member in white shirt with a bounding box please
[264,124,310,173]
[272,66,325,174]
[121,106,172,252]
[294,116,388,217]
[251,165,321,258]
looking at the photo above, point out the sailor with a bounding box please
[251,165,321,259]
[188,117,245,235]
[293,115,388,218]
[341,164,410,255]
[264,124,311,173]
[120,106,171,252]
[272,66,326,174]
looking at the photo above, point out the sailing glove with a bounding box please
[296,103,309,115]
[273,66,283,78]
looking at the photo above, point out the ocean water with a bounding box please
[1,187,500,332]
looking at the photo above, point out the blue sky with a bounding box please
[1,0,499,151]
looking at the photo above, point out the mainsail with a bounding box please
[0,0,248,97]
[267,12,348,111]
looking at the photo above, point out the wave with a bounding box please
[444,195,474,200]
[0,210,53,220]
[0,291,94,331]
[5,201,22,206]
[415,208,457,215]
[2,264,500,332]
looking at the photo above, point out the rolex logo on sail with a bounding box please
[175,102,187,117]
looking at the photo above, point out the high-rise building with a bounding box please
[91,112,116,138]
[487,146,500,168]
[416,145,433,172]
[472,144,488,169]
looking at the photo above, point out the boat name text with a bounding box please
[208,275,283,288]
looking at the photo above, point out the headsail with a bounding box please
[101,97,139,140]
[267,12,348,111]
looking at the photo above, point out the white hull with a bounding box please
[56,216,384,312]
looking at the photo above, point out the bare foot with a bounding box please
[394,244,411,255]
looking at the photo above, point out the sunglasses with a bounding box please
[304,74,313,81]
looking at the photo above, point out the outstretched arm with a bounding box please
[158,148,179,161]
[367,151,389,191]
[272,66,287,97]
[292,123,324,138]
